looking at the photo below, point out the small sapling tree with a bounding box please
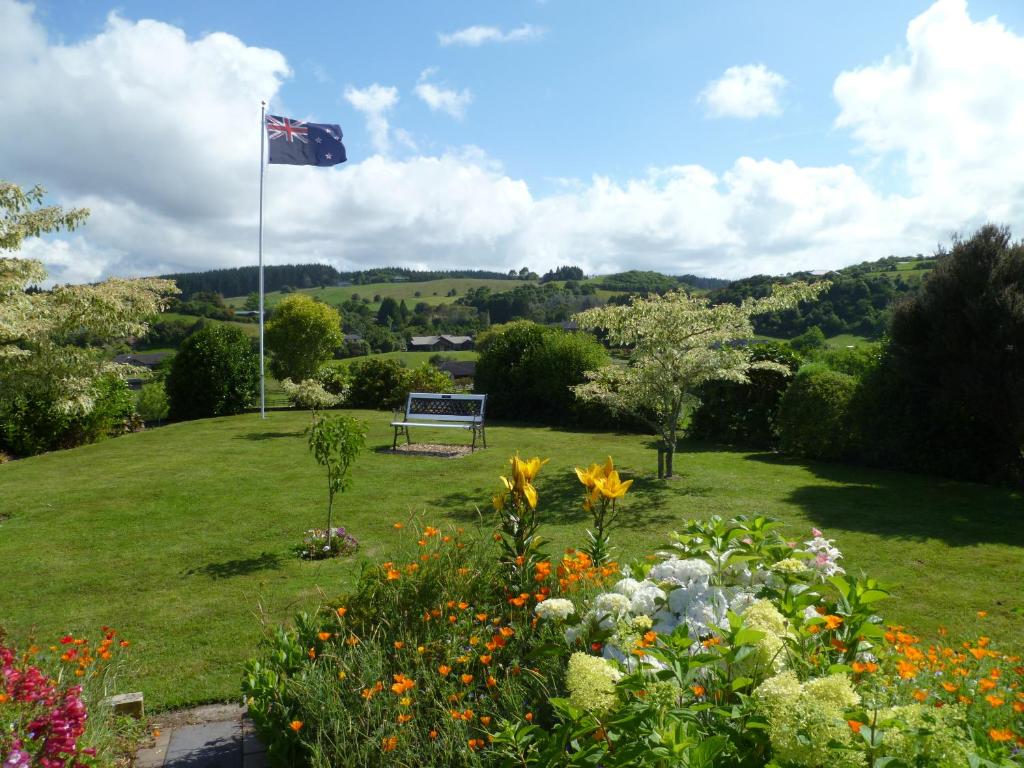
[308,414,367,555]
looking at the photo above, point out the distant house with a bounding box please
[343,333,364,343]
[408,334,474,352]
[114,351,171,390]
[437,360,476,381]
[233,310,260,318]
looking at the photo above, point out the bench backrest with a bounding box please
[405,392,486,423]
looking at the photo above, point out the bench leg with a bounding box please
[481,424,487,449]
[392,426,399,451]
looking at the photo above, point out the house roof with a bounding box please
[437,360,476,378]
[409,334,474,346]
[113,351,170,367]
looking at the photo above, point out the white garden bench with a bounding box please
[391,392,488,451]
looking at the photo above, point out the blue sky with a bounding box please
[7,0,1024,282]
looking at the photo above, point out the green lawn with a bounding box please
[158,311,260,338]
[330,350,478,369]
[1,413,1021,710]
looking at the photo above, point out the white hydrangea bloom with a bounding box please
[628,583,665,617]
[612,577,642,598]
[648,557,712,586]
[535,598,575,621]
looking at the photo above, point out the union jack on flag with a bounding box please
[265,113,346,167]
[266,115,308,143]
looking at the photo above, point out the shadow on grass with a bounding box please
[184,552,283,579]
[743,452,1024,548]
[235,430,306,441]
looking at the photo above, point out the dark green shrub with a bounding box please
[315,365,351,399]
[345,358,410,410]
[165,324,259,420]
[474,321,609,425]
[775,365,857,460]
[689,342,800,448]
[789,325,826,355]
[881,225,1024,484]
[0,372,135,456]
[813,343,883,378]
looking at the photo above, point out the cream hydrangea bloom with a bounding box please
[566,652,621,714]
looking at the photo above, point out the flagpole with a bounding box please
[258,100,267,419]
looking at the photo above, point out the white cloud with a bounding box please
[414,69,472,119]
[699,64,787,119]
[343,83,399,154]
[833,0,1024,226]
[438,24,545,47]
[4,0,1024,287]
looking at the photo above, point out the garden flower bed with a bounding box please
[243,454,1023,767]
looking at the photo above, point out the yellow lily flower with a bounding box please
[492,492,507,511]
[602,456,615,479]
[575,465,597,489]
[598,470,633,500]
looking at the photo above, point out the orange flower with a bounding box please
[979,678,997,691]
[896,660,917,679]
[691,685,706,697]
[977,610,989,618]
[307,647,317,659]
[824,615,844,630]
[989,728,1013,742]
[386,569,401,581]
[394,641,405,650]
[391,674,415,695]
[486,676,497,688]
[317,632,331,641]
[393,523,403,530]
[852,661,878,674]
[941,682,958,692]
[1013,701,1024,714]
[289,720,303,732]
[913,689,928,702]
[424,526,440,537]
[985,695,1005,707]
[702,637,721,648]
[345,634,360,647]
[848,720,862,733]
[475,613,488,622]
[429,730,438,740]
[397,714,413,725]
[525,712,533,722]
[479,655,492,665]
[382,735,398,752]
[460,674,474,685]
[458,602,469,610]
[480,715,492,726]
[468,738,484,750]
[438,665,451,676]
[336,606,348,617]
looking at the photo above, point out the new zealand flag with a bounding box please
[265,114,346,166]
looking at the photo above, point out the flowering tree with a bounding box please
[0,181,178,453]
[572,282,825,478]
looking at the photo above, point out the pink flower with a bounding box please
[811,528,823,538]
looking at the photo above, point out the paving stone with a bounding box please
[164,721,241,768]
[135,728,171,768]
[242,752,269,768]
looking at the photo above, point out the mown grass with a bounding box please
[1,412,1020,710]
[329,350,478,369]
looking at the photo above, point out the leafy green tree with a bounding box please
[474,321,610,425]
[789,325,826,356]
[573,283,825,477]
[265,294,343,381]
[308,414,367,552]
[244,292,260,311]
[346,358,410,409]
[376,297,401,327]
[872,225,1024,483]
[0,181,177,455]
[166,325,259,420]
[136,381,170,425]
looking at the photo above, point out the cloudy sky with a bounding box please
[5,0,1024,284]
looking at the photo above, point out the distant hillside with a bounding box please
[160,264,523,299]
[706,255,938,338]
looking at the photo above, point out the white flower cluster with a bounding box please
[570,557,764,668]
[534,598,575,621]
[801,529,845,580]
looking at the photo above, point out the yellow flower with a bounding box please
[596,470,632,500]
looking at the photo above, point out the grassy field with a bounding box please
[329,350,478,369]
[225,278,528,310]
[1,413,1021,710]
[158,311,260,339]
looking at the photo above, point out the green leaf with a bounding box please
[731,676,754,691]
[857,589,890,604]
